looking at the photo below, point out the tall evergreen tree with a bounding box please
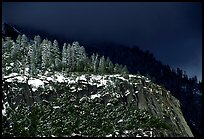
[91,53,99,73]
[30,43,37,76]
[34,35,42,70]
[98,56,105,73]
[41,39,49,72]
[62,43,67,72]
[67,44,73,72]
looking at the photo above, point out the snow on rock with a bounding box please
[6,66,12,70]
[79,75,87,81]
[2,105,7,116]
[71,133,81,136]
[28,79,44,92]
[117,119,123,123]
[117,76,128,81]
[145,80,151,83]
[10,63,14,66]
[91,75,102,81]
[4,73,28,83]
[129,74,137,78]
[105,134,112,137]
[125,90,130,96]
[47,77,54,82]
[79,97,87,102]
[106,103,113,106]
[55,74,66,83]
[2,101,10,116]
[90,94,101,99]
[16,76,27,83]
[4,73,18,79]
[124,130,129,134]
[136,75,142,79]
[24,68,30,75]
[53,106,60,109]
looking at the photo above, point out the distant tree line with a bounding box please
[2,35,129,76]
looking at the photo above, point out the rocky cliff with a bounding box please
[2,72,193,137]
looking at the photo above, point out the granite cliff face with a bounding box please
[2,73,193,137]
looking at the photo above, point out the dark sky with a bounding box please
[2,2,202,81]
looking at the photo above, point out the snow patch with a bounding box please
[90,94,101,99]
[145,80,151,83]
[106,103,113,106]
[125,90,130,96]
[55,74,66,83]
[105,134,112,137]
[117,119,123,123]
[79,97,87,102]
[28,79,44,91]
[47,77,54,81]
[53,106,60,109]
[4,73,27,83]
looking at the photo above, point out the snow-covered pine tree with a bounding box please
[84,56,91,72]
[76,45,86,72]
[16,35,21,45]
[98,56,105,73]
[34,35,42,72]
[91,53,99,73]
[2,37,14,75]
[114,63,120,73]
[66,44,72,72]
[11,42,21,73]
[90,53,96,73]
[106,57,114,74]
[121,65,129,74]
[41,39,49,73]
[71,41,81,71]
[47,40,53,71]
[94,53,99,73]
[30,43,37,76]
[20,34,30,74]
[52,40,61,71]
[62,43,67,72]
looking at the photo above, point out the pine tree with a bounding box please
[114,63,120,73]
[91,53,99,73]
[76,45,86,72]
[34,35,42,71]
[121,65,129,74]
[20,34,30,74]
[90,53,95,72]
[41,39,49,73]
[47,40,53,70]
[84,56,91,72]
[52,40,61,71]
[3,37,16,74]
[98,56,105,73]
[62,43,67,72]
[107,58,114,74]
[16,35,21,44]
[11,43,21,73]
[66,44,72,72]
[71,41,80,71]
[30,44,37,76]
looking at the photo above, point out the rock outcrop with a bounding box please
[2,73,193,137]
